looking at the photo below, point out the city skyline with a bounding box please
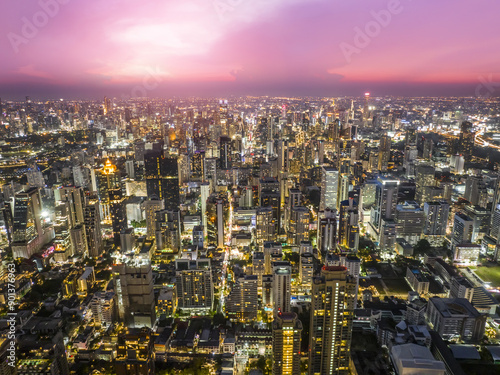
[1,0,500,99]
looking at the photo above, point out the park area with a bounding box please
[470,265,500,288]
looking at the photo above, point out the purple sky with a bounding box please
[1,0,499,99]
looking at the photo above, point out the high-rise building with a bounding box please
[144,149,180,210]
[287,206,310,246]
[338,199,359,252]
[415,165,435,204]
[143,198,164,241]
[226,275,258,321]
[309,266,356,375]
[459,121,475,162]
[320,167,339,211]
[318,211,337,253]
[256,207,276,247]
[272,261,292,314]
[219,136,233,170]
[395,201,425,245]
[175,258,214,312]
[452,212,474,250]
[84,194,103,258]
[12,187,54,259]
[96,159,121,220]
[423,201,450,236]
[113,259,156,328]
[300,252,314,290]
[264,241,283,274]
[272,312,302,375]
[155,209,181,252]
[370,176,399,234]
[377,134,391,172]
[90,291,115,329]
[464,176,488,208]
[109,188,127,247]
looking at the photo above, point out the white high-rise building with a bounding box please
[320,167,339,211]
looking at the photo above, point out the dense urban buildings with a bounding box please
[1,94,500,375]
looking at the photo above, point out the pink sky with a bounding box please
[1,0,499,98]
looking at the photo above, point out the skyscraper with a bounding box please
[272,312,302,375]
[370,176,399,233]
[452,212,474,250]
[272,261,292,314]
[377,134,391,172]
[320,167,339,211]
[219,136,233,170]
[338,199,359,252]
[84,194,103,258]
[144,150,180,210]
[309,266,356,375]
[459,121,475,162]
[113,259,156,328]
[226,275,258,321]
[175,258,214,313]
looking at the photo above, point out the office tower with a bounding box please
[284,188,302,232]
[84,194,103,258]
[423,201,449,238]
[264,241,283,274]
[403,145,418,177]
[191,150,205,178]
[109,188,127,246]
[360,179,377,210]
[309,266,356,375]
[370,176,399,233]
[395,201,425,245]
[53,201,73,262]
[405,127,417,146]
[113,259,156,328]
[200,182,210,236]
[459,121,475,162]
[415,165,435,204]
[363,92,370,121]
[226,275,258,321]
[426,297,485,343]
[57,186,85,228]
[256,207,276,247]
[155,209,181,252]
[91,291,115,329]
[71,224,88,256]
[177,154,190,185]
[464,204,489,242]
[96,159,121,220]
[318,210,337,253]
[450,154,465,174]
[120,228,135,252]
[287,206,310,246]
[219,136,232,170]
[452,212,474,250]
[272,261,292,314]
[379,219,397,252]
[320,167,339,211]
[259,177,280,222]
[115,329,155,375]
[144,149,180,210]
[300,252,314,290]
[204,157,218,186]
[341,255,361,308]
[252,251,265,286]
[300,241,313,255]
[272,312,302,375]
[175,258,214,312]
[377,134,391,172]
[422,137,434,159]
[277,139,289,173]
[464,176,488,208]
[125,159,135,179]
[338,199,359,252]
[143,198,164,241]
[12,187,53,259]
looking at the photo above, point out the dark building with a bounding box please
[144,150,180,210]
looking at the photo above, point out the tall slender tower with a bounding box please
[272,312,302,375]
[309,266,356,375]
